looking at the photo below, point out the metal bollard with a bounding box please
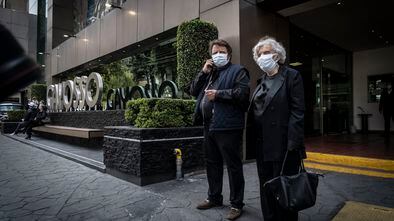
[174,148,183,180]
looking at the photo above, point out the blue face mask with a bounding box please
[212,53,229,67]
[257,54,278,73]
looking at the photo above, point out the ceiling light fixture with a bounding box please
[63,34,76,38]
[128,10,136,15]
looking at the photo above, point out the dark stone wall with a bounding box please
[1,122,19,134]
[103,137,141,176]
[105,126,203,139]
[103,126,204,186]
[140,139,204,176]
[49,110,127,129]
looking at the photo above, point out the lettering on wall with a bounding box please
[47,72,179,112]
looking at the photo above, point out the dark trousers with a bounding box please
[256,151,300,221]
[204,127,245,209]
[26,120,42,136]
[384,114,393,136]
[14,121,29,134]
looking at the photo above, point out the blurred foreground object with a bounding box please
[0,24,41,102]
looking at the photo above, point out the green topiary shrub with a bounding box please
[125,98,196,128]
[31,84,47,102]
[7,110,26,122]
[176,19,218,92]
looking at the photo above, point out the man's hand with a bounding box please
[202,59,214,74]
[205,89,217,101]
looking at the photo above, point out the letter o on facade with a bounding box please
[85,72,103,108]
[63,80,74,111]
[47,85,56,111]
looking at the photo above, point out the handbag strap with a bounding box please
[280,150,306,176]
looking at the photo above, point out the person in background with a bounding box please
[25,103,47,139]
[190,39,250,220]
[379,82,394,137]
[247,36,306,221]
[31,97,39,106]
[11,102,37,136]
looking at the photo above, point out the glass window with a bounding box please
[367,74,394,103]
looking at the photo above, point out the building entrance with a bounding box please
[289,25,351,136]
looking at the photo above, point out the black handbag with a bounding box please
[263,150,321,212]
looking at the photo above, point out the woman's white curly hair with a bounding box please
[252,36,286,64]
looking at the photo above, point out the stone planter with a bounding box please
[103,126,204,186]
[1,122,20,134]
[49,110,126,129]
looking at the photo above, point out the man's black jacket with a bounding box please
[189,62,250,130]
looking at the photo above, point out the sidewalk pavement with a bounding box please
[0,134,393,220]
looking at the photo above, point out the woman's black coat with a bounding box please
[246,66,306,161]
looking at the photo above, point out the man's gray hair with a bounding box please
[252,36,286,64]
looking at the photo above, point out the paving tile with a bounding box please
[1,134,393,221]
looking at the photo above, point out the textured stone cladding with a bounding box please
[48,110,127,129]
[0,122,19,134]
[103,126,205,185]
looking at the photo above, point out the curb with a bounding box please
[5,134,106,173]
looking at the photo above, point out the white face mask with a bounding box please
[212,53,229,67]
[257,54,278,73]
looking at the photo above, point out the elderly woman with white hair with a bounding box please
[246,36,306,221]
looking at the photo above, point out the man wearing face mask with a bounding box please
[189,39,250,220]
[246,36,306,221]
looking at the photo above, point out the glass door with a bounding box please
[321,54,351,134]
[289,25,351,136]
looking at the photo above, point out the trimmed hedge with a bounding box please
[31,84,47,102]
[176,19,218,92]
[7,110,26,122]
[125,98,196,128]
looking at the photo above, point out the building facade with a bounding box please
[44,0,394,135]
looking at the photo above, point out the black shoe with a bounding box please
[196,199,222,210]
[25,135,31,139]
[226,207,242,220]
